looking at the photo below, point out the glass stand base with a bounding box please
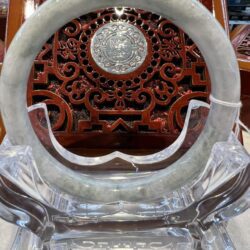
[11,223,235,250]
[0,102,249,250]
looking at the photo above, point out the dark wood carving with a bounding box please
[232,25,250,63]
[27,7,210,154]
[231,25,250,72]
[231,25,250,127]
[237,33,250,58]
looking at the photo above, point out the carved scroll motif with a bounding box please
[27,7,210,142]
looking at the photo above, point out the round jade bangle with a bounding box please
[0,0,240,203]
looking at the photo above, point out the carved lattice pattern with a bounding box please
[237,31,250,58]
[27,4,211,151]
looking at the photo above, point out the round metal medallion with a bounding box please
[91,22,148,75]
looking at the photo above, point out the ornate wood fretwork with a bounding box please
[27,7,210,152]
[3,0,230,148]
[237,33,250,58]
[231,25,250,72]
[231,25,250,127]
[233,26,250,60]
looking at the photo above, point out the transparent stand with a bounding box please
[0,101,249,249]
[11,223,239,250]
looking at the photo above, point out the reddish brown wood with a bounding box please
[0,113,4,143]
[231,26,250,128]
[240,70,250,128]
[200,0,229,34]
[0,64,4,143]
[0,17,6,42]
[200,0,213,11]
[5,0,25,48]
[231,25,250,60]
[241,71,250,96]
[231,25,250,72]
[0,4,7,143]
[27,7,211,154]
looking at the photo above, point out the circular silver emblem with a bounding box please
[91,22,148,75]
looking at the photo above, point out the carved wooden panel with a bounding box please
[231,25,250,72]
[231,25,250,127]
[232,26,250,60]
[27,7,210,151]
[237,33,250,58]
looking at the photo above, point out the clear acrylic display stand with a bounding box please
[0,101,249,249]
